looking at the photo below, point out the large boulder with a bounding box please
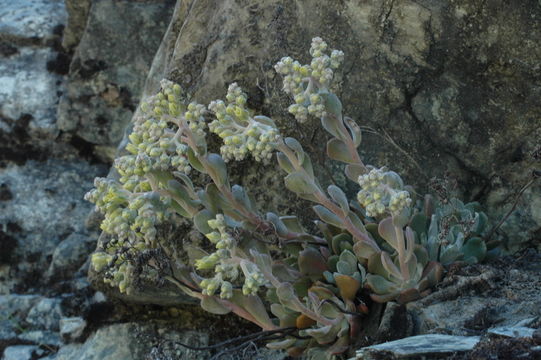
[56,0,175,161]
[91,0,541,303]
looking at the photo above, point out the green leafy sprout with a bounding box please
[85,37,496,359]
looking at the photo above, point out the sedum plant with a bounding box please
[86,37,495,358]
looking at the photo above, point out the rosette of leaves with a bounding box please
[363,217,443,303]
[410,197,490,266]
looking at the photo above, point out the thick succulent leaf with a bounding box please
[266,212,289,237]
[326,336,350,356]
[336,260,352,276]
[285,172,318,196]
[365,274,397,295]
[193,209,215,234]
[422,194,435,218]
[231,292,275,329]
[345,164,365,182]
[277,152,295,174]
[327,139,354,164]
[348,211,367,235]
[276,282,297,302]
[272,263,299,283]
[168,180,192,203]
[281,216,305,233]
[392,209,411,229]
[313,205,344,228]
[253,115,277,127]
[396,288,422,304]
[250,249,273,275]
[462,237,487,263]
[422,261,444,287]
[293,277,312,298]
[206,153,229,187]
[323,270,335,284]
[440,245,463,265]
[404,227,416,263]
[370,292,400,303]
[232,185,253,211]
[410,213,428,238]
[299,247,329,279]
[319,92,342,138]
[304,324,338,345]
[474,212,489,234]
[301,154,315,177]
[339,250,358,270]
[334,274,361,301]
[327,185,350,214]
[414,244,429,266]
[266,338,296,350]
[378,217,399,250]
[308,286,336,301]
[296,314,317,329]
[344,116,362,147]
[172,173,197,198]
[383,171,405,189]
[201,296,231,315]
[321,91,343,121]
[367,252,389,278]
[204,183,230,214]
[381,252,402,280]
[465,201,482,213]
[270,303,298,328]
[170,200,191,218]
[317,301,340,320]
[427,214,439,243]
[331,233,353,254]
[187,147,206,173]
[284,137,305,163]
[327,255,339,272]
[353,240,378,261]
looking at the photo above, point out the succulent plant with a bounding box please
[85,37,500,359]
[363,217,444,303]
[410,197,490,266]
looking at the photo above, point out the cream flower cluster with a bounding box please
[208,83,280,162]
[357,168,412,217]
[197,214,266,298]
[274,37,344,122]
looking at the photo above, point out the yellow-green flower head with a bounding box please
[357,168,412,217]
[208,83,281,162]
[274,37,344,123]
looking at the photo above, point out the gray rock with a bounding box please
[375,302,413,342]
[0,294,41,319]
[47,233,95,279]
[488,326,536,338]
[17,330,62,347]
[0,320,17,343]
[1,345,41,360]
[25,298,63,331]
[51,322,209,360]
[0,47,63,141]
[408,260,541,336]
[0,0,66,39]
[0,159,106,290]
[356,334,480,359]
[91,0,541,306]
[59,317,86,341]
[62,0,91,51]
[57,0,174,153]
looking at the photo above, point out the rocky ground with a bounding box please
[1,0,540,360]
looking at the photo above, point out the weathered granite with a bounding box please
[57,0,175,159]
